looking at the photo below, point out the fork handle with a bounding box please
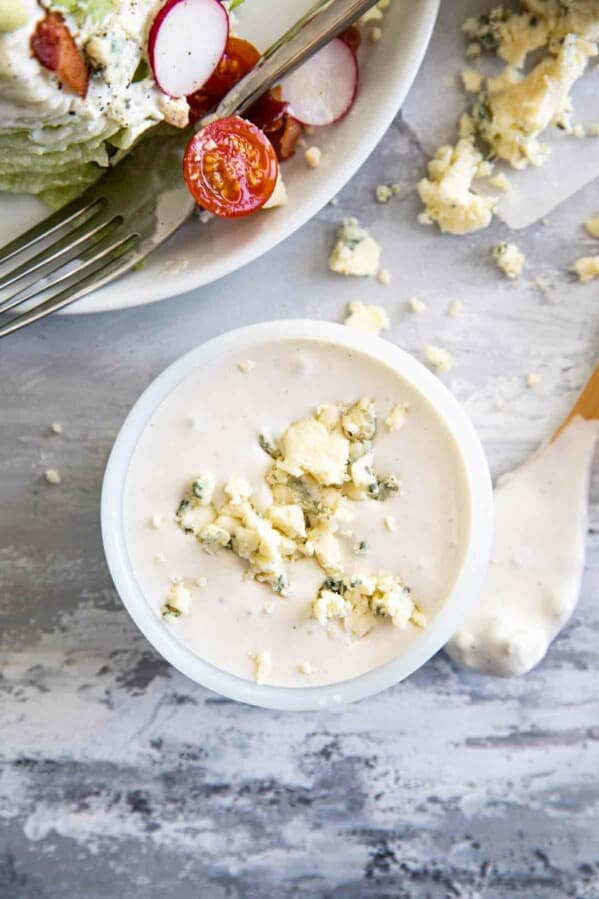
[215,0,380,118]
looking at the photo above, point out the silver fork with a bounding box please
[0,0,379,338]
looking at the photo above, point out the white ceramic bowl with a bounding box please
[101,321,492,710]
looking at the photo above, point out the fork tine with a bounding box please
[0,214,122,295]
[0,235,141,339]
[0,221,125,316]
[0,196,106,268]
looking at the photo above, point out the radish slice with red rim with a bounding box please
[279,37,358,127]
[149,0,229,98]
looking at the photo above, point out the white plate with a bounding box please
[0,0,439,314]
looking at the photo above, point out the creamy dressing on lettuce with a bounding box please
[0,0,188,205]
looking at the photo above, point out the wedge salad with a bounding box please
[0,0,371,214]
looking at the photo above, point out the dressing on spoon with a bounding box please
[448,365,599,677]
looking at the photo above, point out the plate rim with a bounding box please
[3,0,440,315]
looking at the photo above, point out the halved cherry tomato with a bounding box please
[183,116,278,218]
[31,11,89,98]
[187,36,260,123]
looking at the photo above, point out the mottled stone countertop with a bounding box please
[1,7,598,898]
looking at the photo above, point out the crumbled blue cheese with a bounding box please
[462,7,550,68]
[237,359,256,374]
[474,35,595,169]
[572,256,599,282]
[224,476,253,505]
[461,68,483,92]
[329,219,382,277]
[277,416,349,486]
[344,301,390,335]
[192,471,215,505]
[149,513,163,530]
[385,402,409,432]
[417,139,497,234]
[350,452,379,497]
[266,504,306,539]
[199,524,232,554]
[375,183,399,204]
[425,345,456,373]
[384,516,396,532]
[298,661,316,675]
[377,268,391,286]
[162,580,191,618]
[305,146,322,168]
[45,468,61,485]
[341,398,377,440]
[250,650,272,684]
[313,572,424,633]
[526,373,542,388]
[487,171,511,192]
[176,499,216,536]
[50,423,63,435]
[408,297,427,313]
[312,588,351,626]
[493,242,525,278]
[173,399,415,634]
[585,216,599,238]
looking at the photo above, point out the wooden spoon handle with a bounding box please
[553,362,599,441]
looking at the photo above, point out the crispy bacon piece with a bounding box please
[245,87,303,162]
[339,24,361,54]
[31,12,89,98]
[267,113,302,161]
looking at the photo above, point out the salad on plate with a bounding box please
[0,0,372,218]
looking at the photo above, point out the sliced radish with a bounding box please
[279,38,358,127]
[149,0,229,99]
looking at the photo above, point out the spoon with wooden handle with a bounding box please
[553,362,599,441]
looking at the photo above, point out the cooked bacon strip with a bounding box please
[31,12,89,98]
[267,113,302,161]
[246,87,303,162]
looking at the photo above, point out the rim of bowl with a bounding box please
[101,320,493,711]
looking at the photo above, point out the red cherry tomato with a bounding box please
[183,116,279,218]
[188,36,260,122]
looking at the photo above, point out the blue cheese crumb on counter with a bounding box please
[493,242,525,279]
[45,468,61,485]
[585,216,599,238]
[50,423,63,435]
[329,219,382,277]
[572,256,599,282]
[417,139,497,235]
[425,345,455,374]
[344,301,390,335]
[408,297,427,313]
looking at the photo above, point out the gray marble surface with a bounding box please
[2,12,599,897]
